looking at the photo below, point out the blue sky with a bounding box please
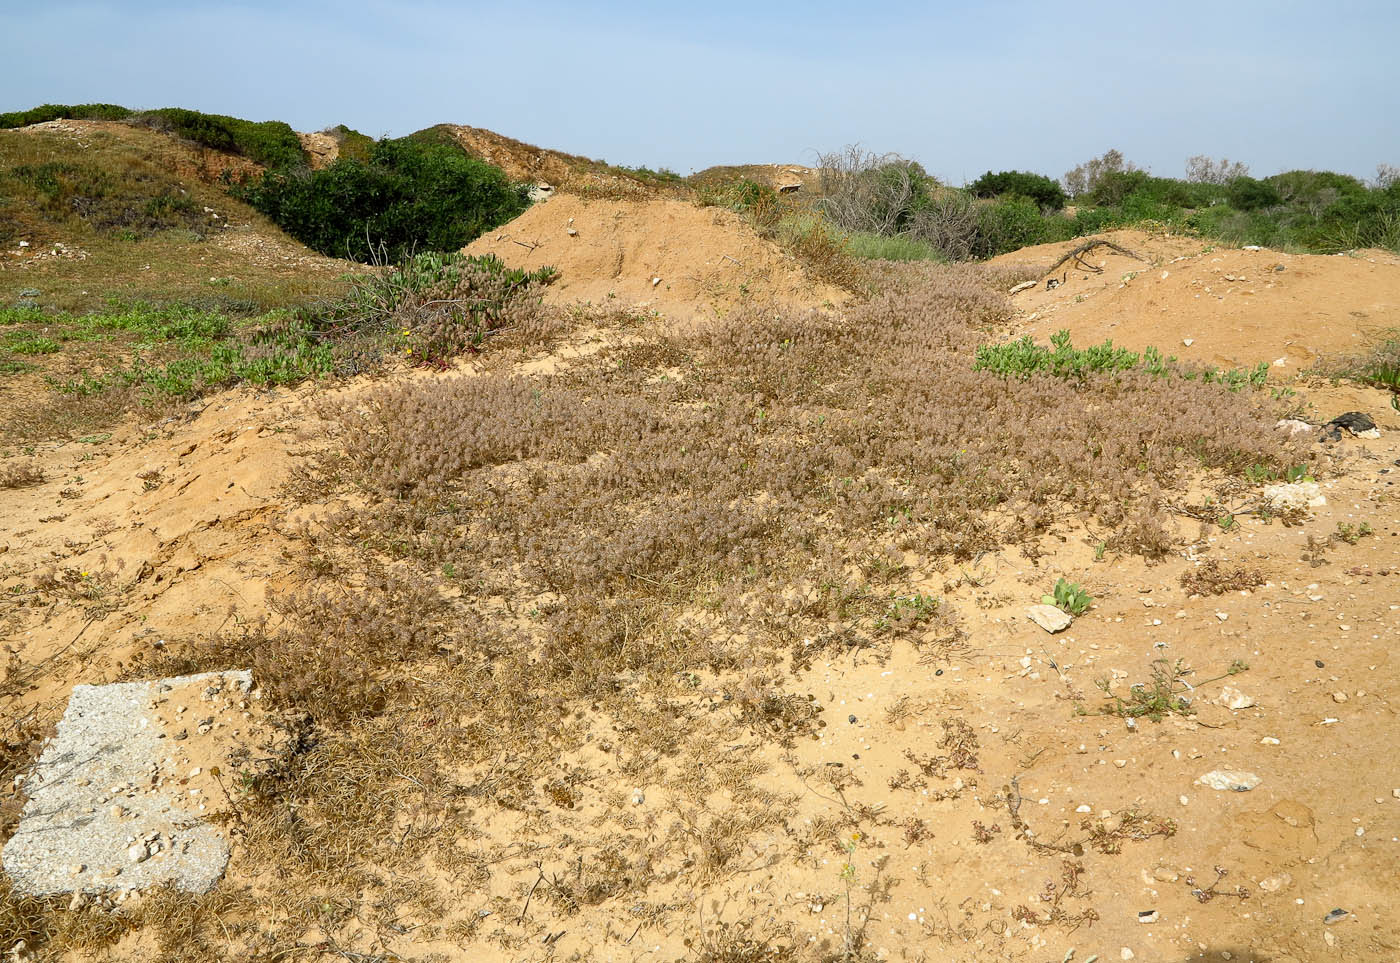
[4,0,1398,182]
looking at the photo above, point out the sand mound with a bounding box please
[995,229,1400,371]
[465,193,847,317]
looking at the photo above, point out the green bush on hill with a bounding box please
[234,136,528,261]
[0,103,134,127]
[0,103,306,169]
[133,108,306,169]
[968,170,1066,210]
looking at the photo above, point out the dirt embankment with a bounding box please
[995,229,1400,371]
[466,192,848,318]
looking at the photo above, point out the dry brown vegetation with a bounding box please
[52,260,1300,959]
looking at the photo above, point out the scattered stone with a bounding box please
[630,789,645,806]
[1008,280,1038,296]
[527,183,554,202]
[1332,692,1348,704]
[1121,948,1134,961]
[1026,604,1072,633]
[1137,910,1158,924]
[1153,867,1179,882]
[1258,872,1291,892]
[1323,908,1350,925]
[1182,337,1193,346]
[1199,769,1262,792]
[1218,686,1255,709]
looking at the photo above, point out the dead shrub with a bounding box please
[0,461,44,489]
[1180,558,1267,596]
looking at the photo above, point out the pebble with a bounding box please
[630,789,645,806]
[1121,949,1134,961]
[1332,692,1348,703]
[1138,910,1158,924]
[1323,908,1350,925]
[1153,867,1179,882]
[1258,872,1291,892]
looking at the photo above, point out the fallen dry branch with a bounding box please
[1043,239,1146,278]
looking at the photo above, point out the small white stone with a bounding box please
[1218,686,1255,709]
[1121,948,1135,960]
[1199,769,1262,792]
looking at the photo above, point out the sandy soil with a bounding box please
[466,193,848,319]
[3,230,1400,962]
[994,230,1400,373]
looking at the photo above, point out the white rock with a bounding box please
[1263,481,1326,512]
[1026,604,1072,633]
[1182,337,1193,346]
[1199,769,1262,792]
[1218,686,1255,710]
[1009,280,1038,295]
[1121,949,1135,960]
[1276,418,1315,438]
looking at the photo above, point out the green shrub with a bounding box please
[974,196,1044,255]
[234,137,528,261]
[1225,176,1281,211]
[974,329,1269,388]
[968,170,1067,210]
[1043,578,1092,616]
[0,103,133,128]
[133,108,305,169]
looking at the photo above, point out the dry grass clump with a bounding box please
[0,460,45,489]
[1180,558,1268,595]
